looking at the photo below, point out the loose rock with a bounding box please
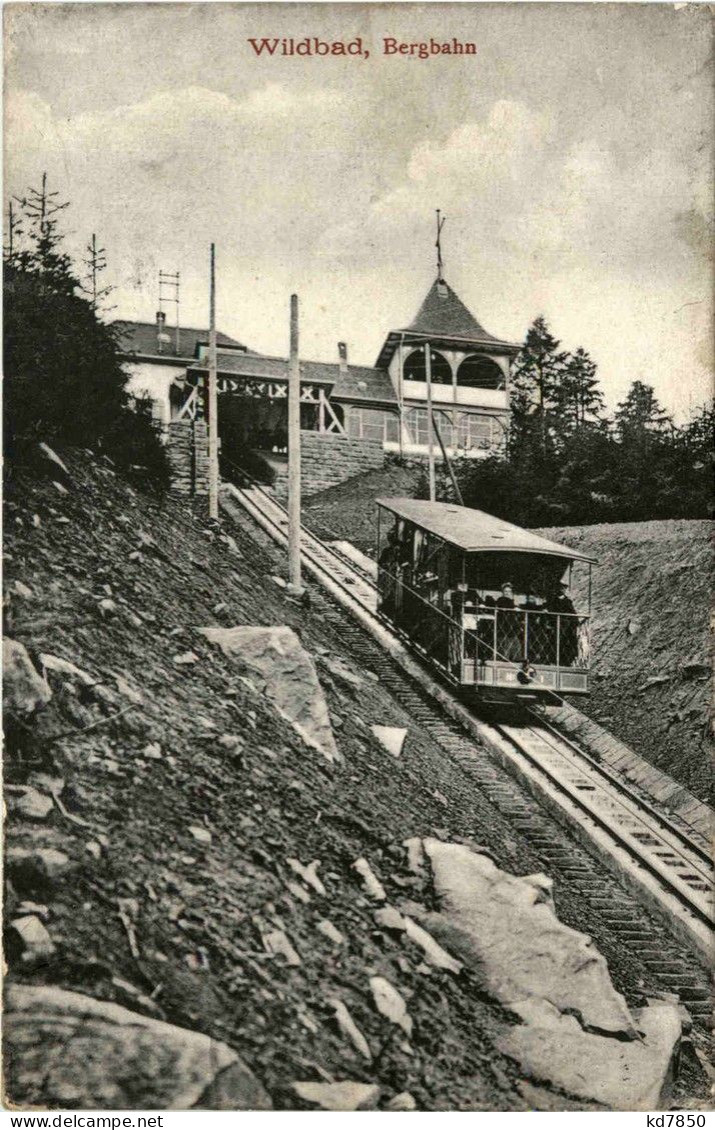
[8,915,56,964]
[403,837,426,875]
[199,626,339,763]
[386,1091,417,1111]
[403,915,462,975]
[6,786,54,822]
[352,857,386,902]
[285,881,311,904]
[40,653,95,685]
[292,1081,380,1111]
[369,976,412,1036]
[38,443,71,479]
[4,983,272,1109]
[287,858,326,896]
[6,847,73,889]
[320,656,364,690]
[262,929,301,967]
[328,998,372,1060]
[188,825,211,846]
[371,725,407,758]
[374,905,407,933]
[4,639,52,715]
[316,919,345,945]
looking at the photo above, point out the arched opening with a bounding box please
[457,355,505,390]
[403,347,453,386]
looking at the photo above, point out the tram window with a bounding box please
[412,532,443,599]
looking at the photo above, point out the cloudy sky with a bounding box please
[5,3,712,417]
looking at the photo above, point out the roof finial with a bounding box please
[435,209,446,282]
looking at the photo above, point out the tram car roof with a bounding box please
[376,498,597,563]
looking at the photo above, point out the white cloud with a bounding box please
[4,75,711,418]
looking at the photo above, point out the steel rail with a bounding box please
[524,710,713,867]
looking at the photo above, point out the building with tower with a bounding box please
[114,254,519,494]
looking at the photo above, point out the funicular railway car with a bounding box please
[376,498,595,703]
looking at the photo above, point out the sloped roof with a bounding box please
[376,498,596,562]
[375,278,518,368]
[113,320,247,360]
[331,364,396,405]
[188,352,396,406]
[406,279,499,342]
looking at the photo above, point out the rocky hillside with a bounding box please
[2,450,703,1111]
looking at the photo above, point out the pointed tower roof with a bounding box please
[375,277,518,369]
[406,278,498,342]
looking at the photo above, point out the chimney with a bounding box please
[156,310,170,355]
[338,341,348,374]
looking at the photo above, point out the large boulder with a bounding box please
[199,626,338,763]
[3,639,52,716]
[421,838,636,1037]
[4,983,272,1110]
[498,996,682,1110]
[416,839,683,1109]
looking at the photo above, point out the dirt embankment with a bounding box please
[303,461,424,552]
[536,521,712,805]
[3,452,580,1111]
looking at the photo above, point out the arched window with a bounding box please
[457,355,505,390]
[403,347,452,386]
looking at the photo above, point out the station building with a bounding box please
[114,272,518,493]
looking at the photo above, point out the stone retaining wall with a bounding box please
[273,431,384,499]
[167,420,209,496]
[168,425,383,499]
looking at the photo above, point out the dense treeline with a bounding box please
[455,316,712,526]
[4,176,168,488]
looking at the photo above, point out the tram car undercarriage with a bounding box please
[375,498,596,704]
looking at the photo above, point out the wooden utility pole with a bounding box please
[208,243,219,521]
[432,413,464,505]
[425,343,436,501]
[397,336,405,459]
[287,293,302,592]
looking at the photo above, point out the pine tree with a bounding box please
[4,174,168,486]
[614,381,672,442]
[557,348,605,432]
[11,172,74,294]
[511,316,569,455]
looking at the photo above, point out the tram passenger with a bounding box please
[495,582,522,662]
[475,595,496,663]
[546,581,578,666]
[517,658,537,685]
[447,584,467,674]
[378,526,401,618]
[521,591,548,664]
[496,581,515,609]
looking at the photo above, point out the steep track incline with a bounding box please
[223,482,714,971]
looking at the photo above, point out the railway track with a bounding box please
[222,481,714,1017]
